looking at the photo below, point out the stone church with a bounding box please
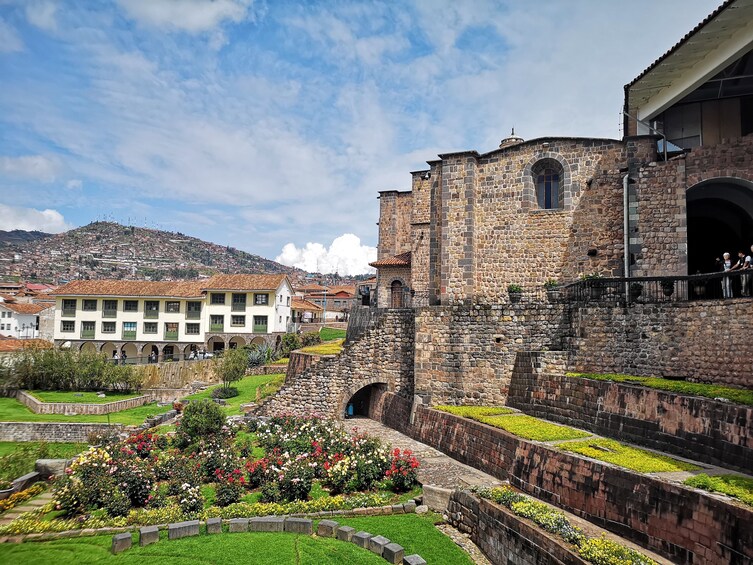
[371,0,753,308]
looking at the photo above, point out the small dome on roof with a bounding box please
[499,128,524,149]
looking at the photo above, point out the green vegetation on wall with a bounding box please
[559,439,700,473]
[684,474,753,507]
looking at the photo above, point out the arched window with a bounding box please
[532,159,564,209]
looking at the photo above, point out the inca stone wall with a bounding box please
[569,299,753,388]
[377,190,413,260]
[374,265,411,308]
[507,352,752,473]
[0,422,123,442]
[414,303,571,406]
[257,310,414,419]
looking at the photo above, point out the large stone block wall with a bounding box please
[447,490,589,565]
[257,310,414,419]
[377,191,413,260]
[374,265,411,309]
[570,300,753,388]
[138,359,219,389]
[16,391,150,415]
[507,352,752,473]
[414,303,571,406]
[0,422,123,442]
[380,393,753,564]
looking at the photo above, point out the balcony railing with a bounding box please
[122,330,137,340]
[210,323,224,332]
[231,302,246,312]
[186,310,201,320]
[144,310,159,319]
[80,329,95,339]
[253,324,268,333]
[62,308,76,317]
[164,330,178,340]
[102,309,117,318]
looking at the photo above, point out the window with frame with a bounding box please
[62,299,77,315]
[232,293,246,308]
[186,301,201,318]
[164,322,178,338]
[82,299,97,311]
[102,322,116,333]
[81,321,95,337]
[143,322,157,334]
[211,293,226,305]
[253,315,268,332]
[123,322,137,332]
[185,323,200,335]
[124,300,138,312]
[254,293,269,305]
[533,159,563,210]
[287,296,290,306]
[103,299,118,312]
[145,301,159,312]
[231,315,245,327]
[61,320,75,332]
[210,315,224,331]
[165,301,180,313]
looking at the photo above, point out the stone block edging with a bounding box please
[16,391,150,416]
[0,422,123,443]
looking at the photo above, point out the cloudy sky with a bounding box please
[0,0,719,275]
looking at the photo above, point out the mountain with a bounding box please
[0,229,51,246]
[0,222,304,283]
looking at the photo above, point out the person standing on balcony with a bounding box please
[718,252,733,298]
[741,246,752,297]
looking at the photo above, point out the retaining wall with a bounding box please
[16,391,150,415]
[507,352,753,473]
[448,490,589,565]
[138,359,219,389]
[380,393,753,564]
[0,422,123,442]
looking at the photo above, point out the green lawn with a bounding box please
[0,514,468,565]
[299,339,344,355]
[476,414,591,442]
[435,405,515,418]
[27,391,142,404]
[0,442,86,458]
[0,374,284,425]
[560,438,700,473]
[684,474,753,507]
[566,372,753,406]
[320,327,346,341]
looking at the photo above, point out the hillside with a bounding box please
[0,229,51,246]
[0,222,304,283]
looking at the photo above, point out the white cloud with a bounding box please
[26,1,58,31]
[0,155,64,183]
[0,204,72,233]
[116,0,253,32]
[65,179,82,190]
[276,234,377,276]
[0,18,23,52]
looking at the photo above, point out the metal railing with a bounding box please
[564,271,752,305]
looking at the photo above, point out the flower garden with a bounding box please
[0,401,420,535]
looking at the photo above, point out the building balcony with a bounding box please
[102,309,117,318]
[253,325,268,333]
[231,303,246,312]
[164,330,178,340]
[144,311,159,319]
[62,308,76,317]
[186,311,201,320]
[210,323,224,332]
[80,330,95,339]
[122,331,137,340]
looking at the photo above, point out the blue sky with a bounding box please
[0,0,719,274]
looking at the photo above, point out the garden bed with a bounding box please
[299,339,344,355]
[27,391,142,404]
[684,474,753,507]
[558,439,700,473]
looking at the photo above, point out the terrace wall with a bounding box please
[16,391,150,415]
[507,352,753,473]
[380,393,753,564]
[0,422,123,442]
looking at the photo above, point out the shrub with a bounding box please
[212,386,239,399]
[213,347,248,390]
[385,448,420,492]
[104,488,131,517]
[0,443,54,482]
[179,399,226,442]
[579,536,657,565]
[115,457,152,507]
[300,331,321,347]
[279,333,301,356]
[177,483,203,515]
[214,468,245,507]
[507,283,522,293]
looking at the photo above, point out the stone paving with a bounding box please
[346,418,504,490]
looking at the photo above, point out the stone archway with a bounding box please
[340,378,390,420]
[390,280,405,308]
[120,342,138,364]
[229,336,246,349]
[207,336,226,353]
[687,178,753,274]
[80,342,97,353]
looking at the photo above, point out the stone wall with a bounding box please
[374,265,411,309]
[508,352,752,473]
[414,303,570,406]
[0,422,123,442]
[257,310,415,419]
[16,390,150,415]
[380,393,753,564]
[285,351,328,381]
[447,490,589,565]
[377,190,413,260]
[138,359,219,389]
[569,299,753,388]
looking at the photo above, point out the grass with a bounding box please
[299,339,344,355]
[319,327,346,341]
[435,405,515,418]
[684,474,753,507]
[270,357,289,365]
[0,374,284,424]
[476,414,592,442]
[0,514,470,564]
[27,391,142,404]
[0,441,86,458]
[567,372,753,406]
[559,438,700,473]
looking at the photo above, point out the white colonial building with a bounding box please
[0,296,49,340]
[52,274,293,362]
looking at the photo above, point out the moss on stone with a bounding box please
[684,474,753,507]
[559,438,700,473]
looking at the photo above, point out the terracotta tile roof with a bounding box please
[202,274,289,291]
[369,251,411,268]
[296,283,328,292]
[0,294,16,302]
[328,285,356,295]
[54,279,207,298]
[0,338,53,352]
[1,302,49,315]
[291,298,323,311]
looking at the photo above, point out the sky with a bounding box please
[0,0,720,275]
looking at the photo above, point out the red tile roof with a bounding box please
[0,338,53,352]
[369,251,411,268]
[202,274,289,291]
[291,298,323,312]
[1,302,49,315]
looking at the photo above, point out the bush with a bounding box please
[179,399,226,442]
[177,483,203,515]
[211,386,239,399]
[116,458,152,507]
[104,488,131,517]
[385,448,420,492]
[214,468,246,507]
[300,331,321,347]
[246,345,274,367]
[280,333,301,356]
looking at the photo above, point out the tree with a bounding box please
[213,347,248,391]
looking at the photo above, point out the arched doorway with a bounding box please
[229,336,246,349]
[390,280,404,308]
[344,383,387,419]
[687,179,753,274]
[120,343,138,364]
[80,342,97,354]
[207,336,225,353]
